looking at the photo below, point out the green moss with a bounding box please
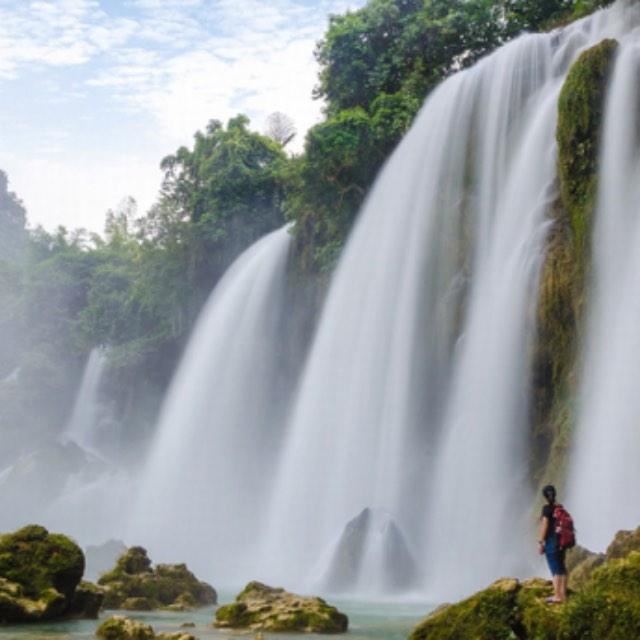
[96,615,155,640]
[99,548,216,611]
[214,581,348,633]
[605,526,640,560]
[409,532,640,640]
[408,579,521,640]
[0,524,84,604]
[558,38,617,262]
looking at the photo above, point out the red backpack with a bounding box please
[553,504,576,550]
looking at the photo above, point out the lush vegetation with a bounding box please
[0,0,615,458]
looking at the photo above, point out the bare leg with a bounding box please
[552,575,561,601]
[559,574,568,602]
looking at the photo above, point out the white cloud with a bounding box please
[0,150,163,232]
[0,0,367,230]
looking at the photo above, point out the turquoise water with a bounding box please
[0,600,432,639]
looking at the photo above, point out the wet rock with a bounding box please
[0,524,88,623]
[214,581,348,633]
[99,547,216,611]
[96,615,198,640]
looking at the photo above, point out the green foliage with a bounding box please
[294,0,614,272]
[0,170,27,263]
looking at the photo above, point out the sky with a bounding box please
[0,0,365,232]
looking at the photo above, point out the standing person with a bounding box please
[538,484,568,603]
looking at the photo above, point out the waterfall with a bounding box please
[257,1,639,600]
[64,347,108,453]
[129,225,294,582]
[569,23,640,550]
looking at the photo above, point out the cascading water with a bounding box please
[258,1,639,600]
[129,225,294,583]
[63,347,108,453]
[569,21,640,550]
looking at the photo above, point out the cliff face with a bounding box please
[530,38,619,489]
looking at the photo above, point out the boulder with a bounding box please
[605,525,640,560]
[566,544,605,590]
[99,547,216,611]
[96,615,198,640]
[322,507,417,592]
[0,524,89,623]
[214,581,348,633]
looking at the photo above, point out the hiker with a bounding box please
[538,484,573,604]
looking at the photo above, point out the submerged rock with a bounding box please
[214,581,348,633]
[322,507,417,593]
[0,524,101,623]
[98,547,216,611]
[96,615,197,640]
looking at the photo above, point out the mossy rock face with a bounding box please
[0,525,86,623]
[214,581,348,633]
[408,578,525,640]
[98,548,216,611]
[557,37,618,262]
[532,38,618,487]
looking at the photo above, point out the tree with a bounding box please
[266,112,297,148]
[0,170,27,262]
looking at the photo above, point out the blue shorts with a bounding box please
[545,539,567,576]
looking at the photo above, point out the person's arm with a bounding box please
[538,516,549,555]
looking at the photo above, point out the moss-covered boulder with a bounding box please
[98,547,216,611]
[409,577,530,640]
[409,528,640,639]
[560,551,640,639]
[214,581,348,633]
[605,525,640,560]
[96,615,197,640]
[0,524,94,623]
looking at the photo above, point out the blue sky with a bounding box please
[0,0,365,232]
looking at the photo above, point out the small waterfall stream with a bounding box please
[130,225,294,581]
[569,29,640,550]
[64,347,108,453]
